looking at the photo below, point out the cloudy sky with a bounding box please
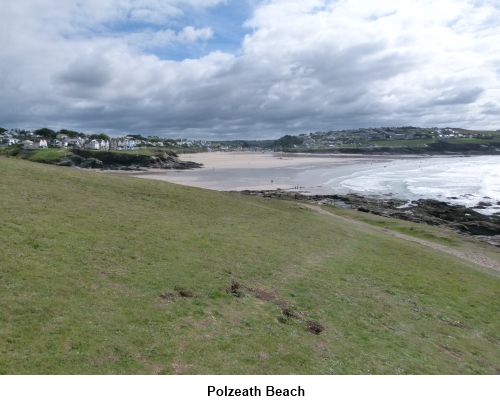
[1,0,500,139]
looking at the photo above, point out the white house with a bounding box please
[124,139,135,149]
[67,137,84,148]
[23,139,48,149]
[2,136,19,146]
[86,139,101,150]
[99,139,110,150]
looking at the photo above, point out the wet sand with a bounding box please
[131,152,396,192]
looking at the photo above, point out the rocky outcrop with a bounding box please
[236,189,500,246]
[58,150,202,171]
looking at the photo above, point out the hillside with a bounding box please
[0,147,202,170]
[0,157,499,374]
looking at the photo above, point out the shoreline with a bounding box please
[234,189,500,247]
[127,152,419,191]
[126,152,472,193]
[121,152,500,216]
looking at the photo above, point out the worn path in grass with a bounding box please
[302,204,500,272]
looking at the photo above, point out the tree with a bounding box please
[89,133,110,141]
[0,127,6,134]
[273,135,303,148]
[34,128,56,138]
[59,129,82,137]
[127,134,148,141]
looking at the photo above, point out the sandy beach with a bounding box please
[173,151,379,169]
[131,151,396,192]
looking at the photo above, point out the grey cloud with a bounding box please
[430,87,484,106]
[1,0,500,137]
[56,59,113,88]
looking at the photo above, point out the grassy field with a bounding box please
[325,206,500,266]
[25,148,71,164]
[0,157,499,374]
[372,139,434,147]
[446,137,500,144]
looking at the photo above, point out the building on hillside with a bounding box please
[99,140,110,150]
[124,139,135,149]
[23,139,48,149]
[2,135,19,145]
[67,137,84,148]
[85,139,101,150]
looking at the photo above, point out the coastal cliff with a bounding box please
[59,149,203,170]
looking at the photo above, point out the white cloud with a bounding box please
[121,26,214,50]
[177,26,214,42]
[1,0,500,137]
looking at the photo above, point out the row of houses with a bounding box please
[68,137,136,150]
[15,137,137,151]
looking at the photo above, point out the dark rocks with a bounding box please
[80,158,103,169]
[59,150,202,171]
[57,155,84,167]
[474,201,493,208]
[235,190,500,245]
[57,155,104,168]
[454,221,500,236]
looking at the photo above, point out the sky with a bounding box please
[1,0,500,139]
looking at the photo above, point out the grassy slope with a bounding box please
[0,157,499,375]
[26,149,71,164]
[372,139,434,147]
[326,207,500,264]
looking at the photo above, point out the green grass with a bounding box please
[372,139,434,147]
[0,157,499,374]
[82,148,162,156]
[446,137,500,144]
[325,206,500,265]
[453,129,500,136]
[25,148,71,164]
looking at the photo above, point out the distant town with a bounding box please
[1,125,499,152]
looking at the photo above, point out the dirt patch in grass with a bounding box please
[178,290,193,297]
[159,288,194,299]
[306,321,325,335]
[151,366,164,375]
[244,286,301,319]
[278,344,289,354]
[436,344,464,359]
[281,306,299,318]
[438,317,472,329]
[259,352,270,361]
[227,281,244,297]
[246,286,278,302]
[230,282,324,333]
[159,292,177,299]
[131,354,148,365]
[244,286,290,310]
[171,363,193,375]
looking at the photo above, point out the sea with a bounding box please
[317,155,500,215]
[146,155,500,215]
